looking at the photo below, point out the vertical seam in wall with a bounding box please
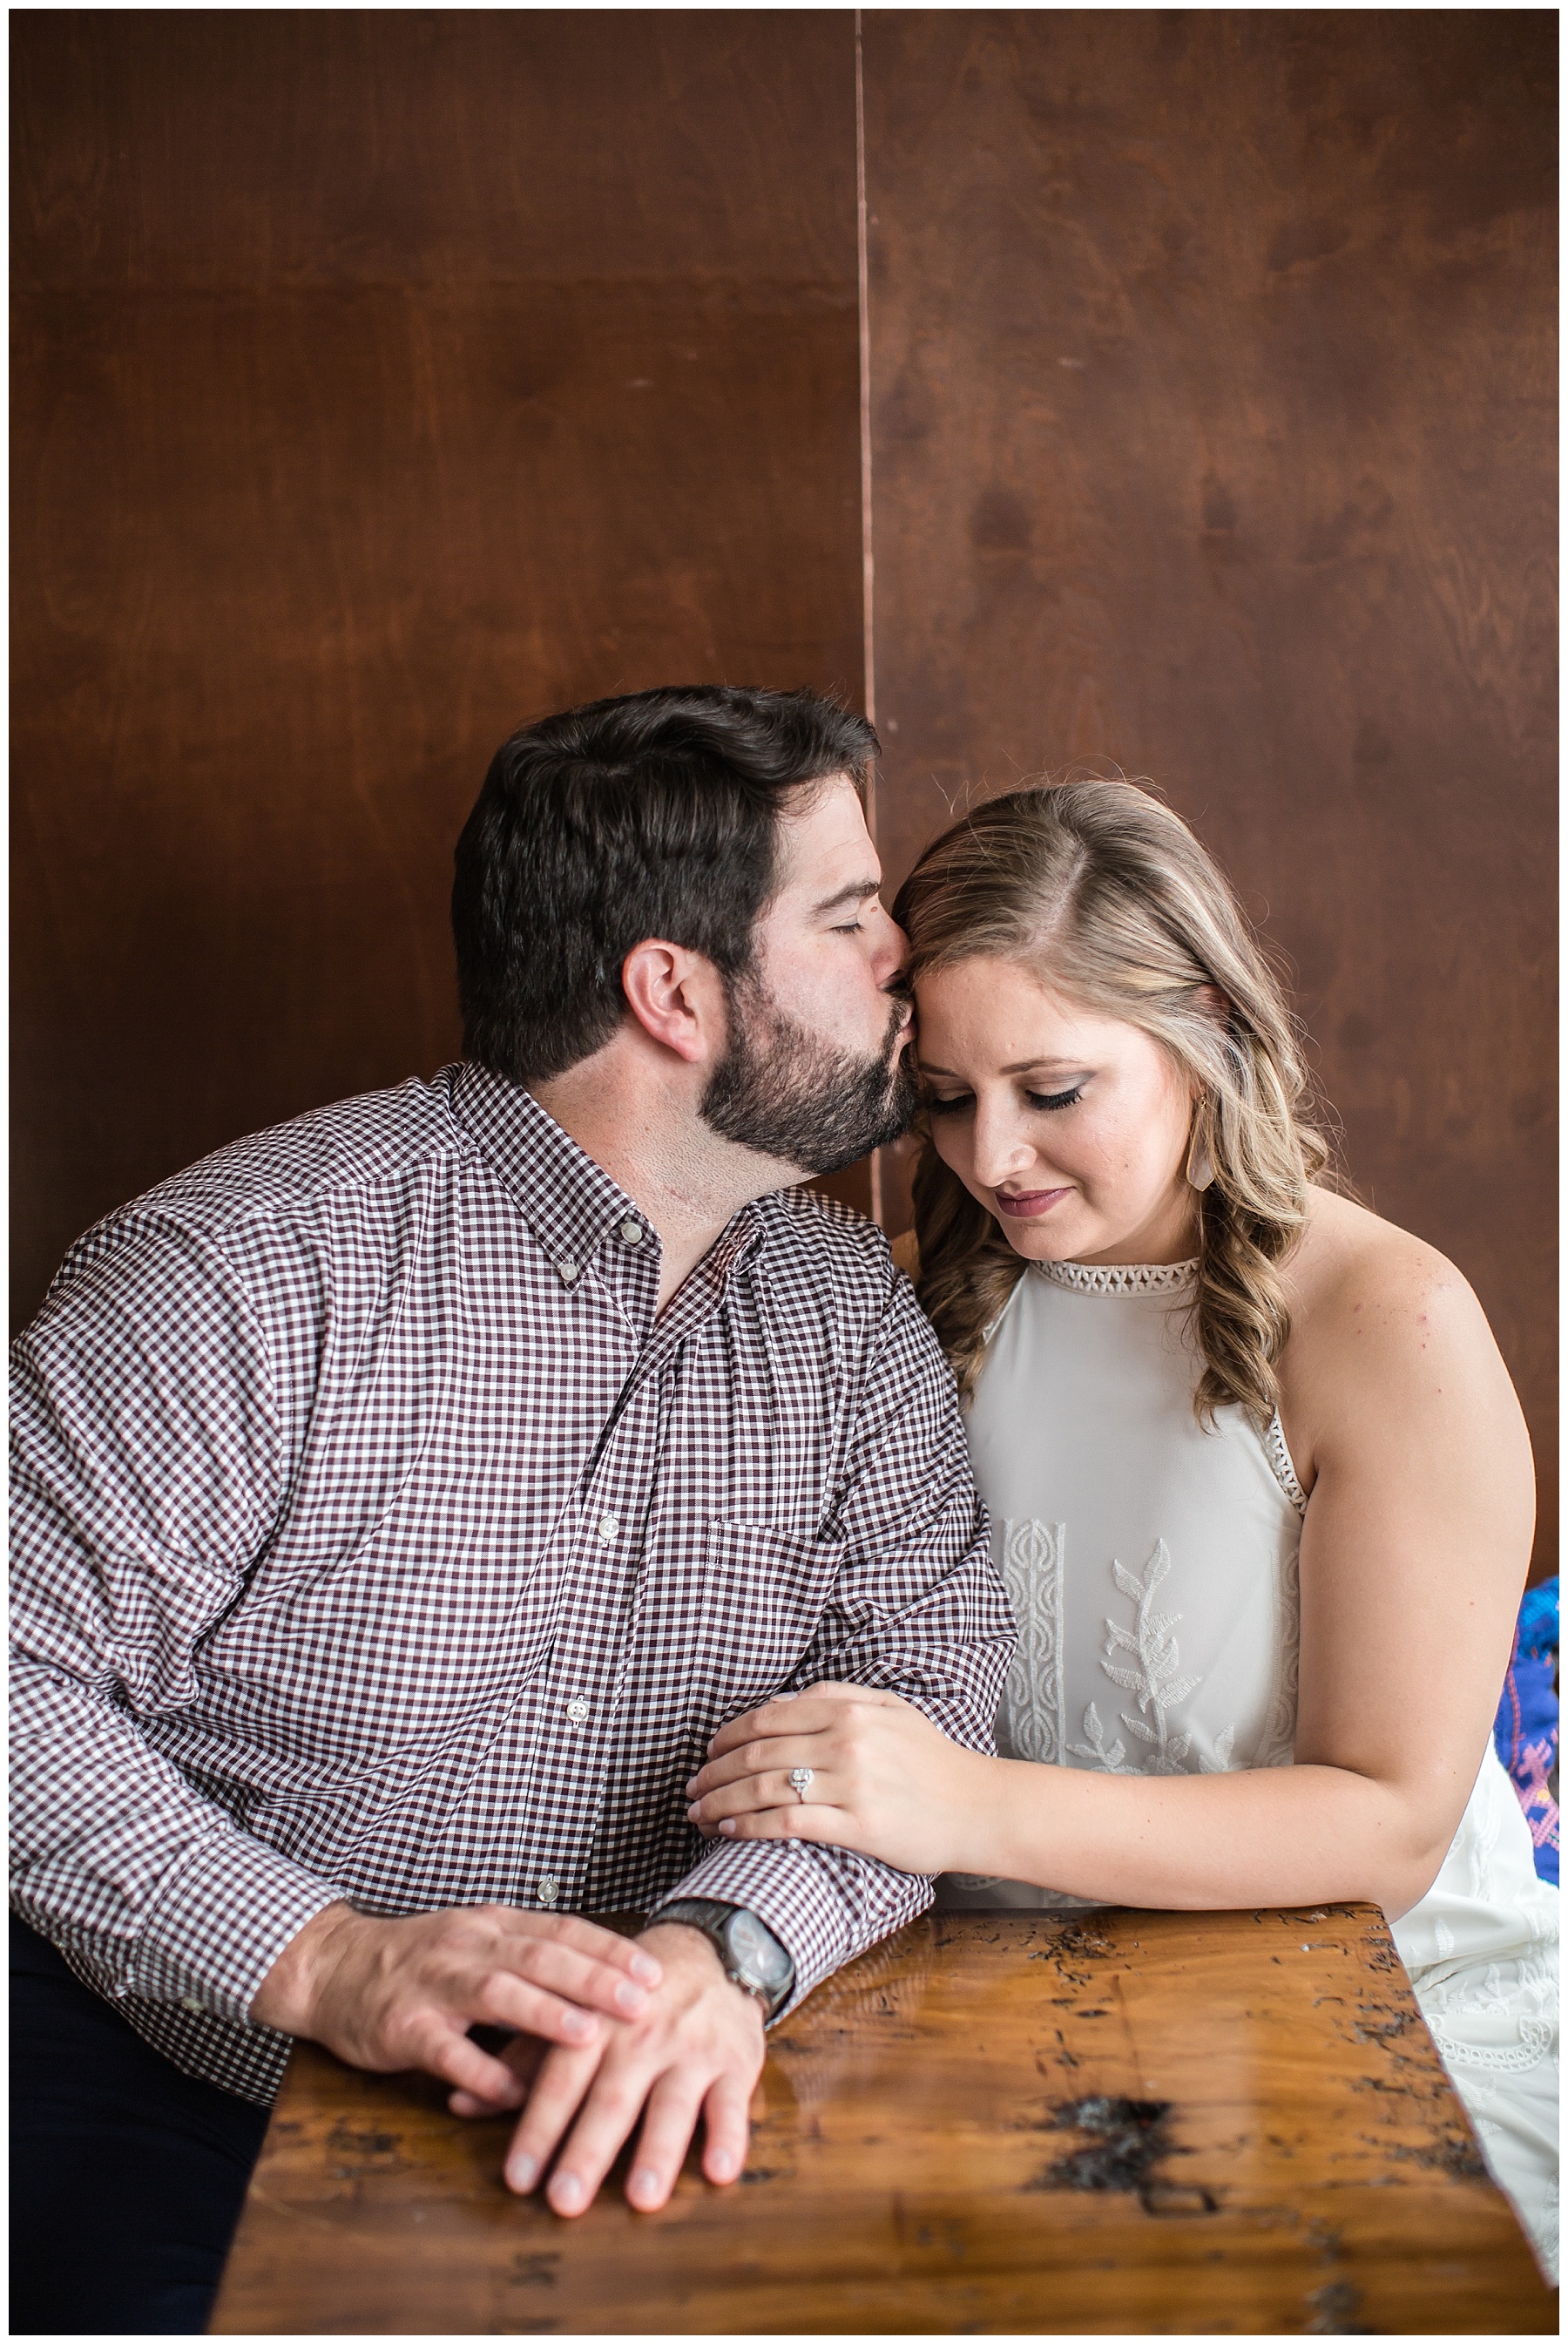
[855,8,876,748]
[856,8,885,1230]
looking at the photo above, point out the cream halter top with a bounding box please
[937,1251,1544,1957]
[952,1255,1301,1873]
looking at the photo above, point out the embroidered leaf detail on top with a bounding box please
[1066,1700,1137,1775]
[1098,1540,1203,1776]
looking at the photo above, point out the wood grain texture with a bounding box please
[861,11,1558,1573]
[212,1905,1552,2335]
[10,10,867,1328]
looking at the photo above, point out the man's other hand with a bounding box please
[450,1921,766,2215]
[250,1901,663,2108]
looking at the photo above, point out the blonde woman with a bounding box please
[687,780,1559,2275]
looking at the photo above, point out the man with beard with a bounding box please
[11,686,1014,2334]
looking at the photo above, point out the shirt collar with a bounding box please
[448,1060,766,1295]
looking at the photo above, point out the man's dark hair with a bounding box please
[452,685,878,1085]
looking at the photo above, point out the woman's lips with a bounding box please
[994,1186,1072,1219]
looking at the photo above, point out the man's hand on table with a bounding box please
[449,1921,767,2215]
[250,1900,664,2109]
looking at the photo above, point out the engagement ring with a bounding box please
[789,1766,814,1803]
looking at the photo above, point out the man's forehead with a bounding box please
[773,773,877,892]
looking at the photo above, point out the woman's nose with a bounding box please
[970,1106,1037,1189]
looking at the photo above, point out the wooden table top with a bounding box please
[212,1903,1554,2335]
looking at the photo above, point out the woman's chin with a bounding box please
[997,1210,1098,1261]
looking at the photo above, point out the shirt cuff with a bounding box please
[126,1823,346,2028]
[667,1838,932,2015]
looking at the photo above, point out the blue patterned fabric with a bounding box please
[1493,1576,1558,1887]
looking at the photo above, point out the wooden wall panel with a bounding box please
[11,10,865,1326]
[862,10,1558,1573]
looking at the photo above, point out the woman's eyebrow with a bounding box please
[918,1057,1084,1079]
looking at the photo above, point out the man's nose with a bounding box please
[872,904,909,986]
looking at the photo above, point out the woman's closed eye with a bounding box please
[925,1084,1085,1115]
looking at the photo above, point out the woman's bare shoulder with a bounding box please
[1282,1186,1500,1394]
[1279,1189,1531,1588]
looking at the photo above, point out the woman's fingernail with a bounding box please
[508,2152,538,2192]
[614,1977,648,2014]
[631,2166,661,2205]
[719,1818,737,1834]
[562,2009,595,2042]
[630,1950,662,1984]
[551,2171,584,2212]
[709,2148,735,2180]
[775,1690,798,1701]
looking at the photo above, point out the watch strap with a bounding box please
[647,1897,794,2022]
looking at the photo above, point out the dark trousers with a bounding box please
[10,1916,270,2334]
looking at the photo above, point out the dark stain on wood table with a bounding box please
[211,1906,1554,2334]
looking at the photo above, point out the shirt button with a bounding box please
[597,1514,619,1543]
[556,1258,579,1284]
[618,1218,643,1247]
[537,1877,559,1907]
[566,1697,590,1726]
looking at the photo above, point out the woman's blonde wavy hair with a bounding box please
[892,778,1331,1429]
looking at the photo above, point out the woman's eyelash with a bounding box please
[925,1085,1085,1116]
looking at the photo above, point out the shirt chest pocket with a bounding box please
[663,1519,847,1717]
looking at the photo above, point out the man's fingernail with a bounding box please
[709,2149,735,2180]
[562,2010,595,2042]
[685,1778,700,1796]
[508,2152,537,2192]
[775,1690,798,1701]
[719,1818,737,1834]
[685,1801,701,1821]
[614,1977,648,2014]
[631,2166,661,2205]
[552,2171,584,2212]
[630,1950,661,1983]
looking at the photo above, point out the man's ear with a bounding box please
[620,940,727,1066]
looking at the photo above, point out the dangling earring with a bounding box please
[1186,1120,1215,1193]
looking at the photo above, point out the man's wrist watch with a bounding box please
[646,1898,795,2022]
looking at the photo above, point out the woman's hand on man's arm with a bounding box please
[687,1682,999,1877]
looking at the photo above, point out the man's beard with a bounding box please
[700,975,917,1176]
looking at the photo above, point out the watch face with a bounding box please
[727,1908,793,1988]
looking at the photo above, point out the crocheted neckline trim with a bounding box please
[1031,1257,1200,1297]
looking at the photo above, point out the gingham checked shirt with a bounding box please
[11,1063,1012,2104]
